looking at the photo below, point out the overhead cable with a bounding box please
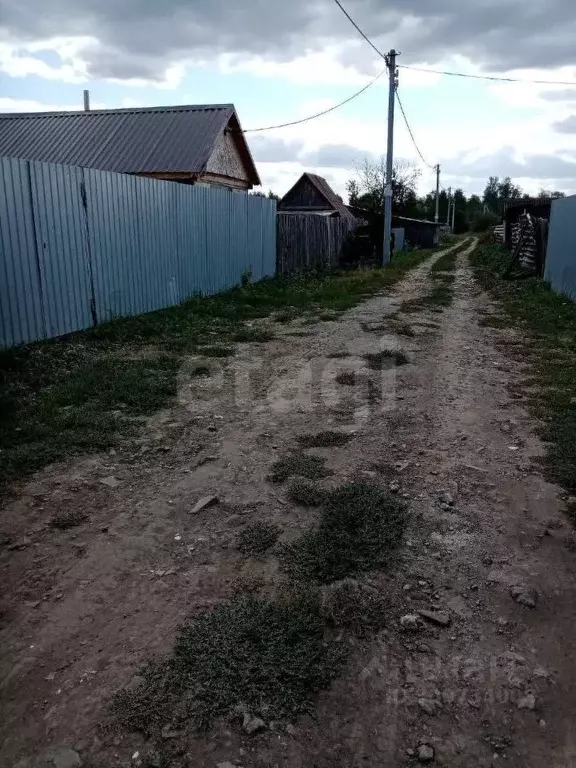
[395,90,434,168]
[242,66,388,132]
[331,0,389,65]
[398,63,576,86]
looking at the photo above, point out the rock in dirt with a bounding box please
[439,491,454,506]
[217,763,237,768]
[418,697,439,716]
[190,495,219,514]
[510,585,537,609]
[99,476,121,488]
[400,614,421,631]
[47,748,82,768]
[8,537,31,551]
[389,480,400,493]
[418,609,451,627]
[417,744,435,763]
[517,693,536,710]
[243,713,267,735]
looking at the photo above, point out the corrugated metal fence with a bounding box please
[276,213,357,273]
[545,195,576,300]
[0,156,276,347]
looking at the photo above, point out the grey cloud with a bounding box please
[249,136,304,163]
[248,136,373,169]
[553,115,576,133]
[541,89,576,102]
[448,147,576,180]
[1,0,576,82]
[301,144,375,169]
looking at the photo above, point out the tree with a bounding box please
[251,189,280,201]
[346,179,360,207]
[347,157,421,216]
[537,188,566,199]
[483,176,500,213]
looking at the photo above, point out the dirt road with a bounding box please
[2,241,576,767]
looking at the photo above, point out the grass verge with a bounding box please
[1,247,437,495]
[281,481,408,583]
[111,592,343,736]
[471,243,576,492]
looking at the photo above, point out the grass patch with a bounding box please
[111,592,343,736]
[392,321,416,337]
[321,579,390,637]
[237,521,281,557]
[232,328,275,343]
[268,453,333,483]
[471,244,576,492]
[191,364,211,376]
[478,314,509,329]
[288,479,328,507]
[297,431,353,448]
[1,247,436,495]
[327,351,352,358]
[281,481,408,583]
[363,349,409,369]
[49,509,88,530]
[198,345,235,357]
[335,371,356,385]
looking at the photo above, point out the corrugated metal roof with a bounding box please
[0,104,260,183]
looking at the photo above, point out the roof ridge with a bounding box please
[0,104,235,119]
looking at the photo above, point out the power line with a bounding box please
[242,65,388,132]
[398,63,576,86]
[331,0,389,66]
[395,90,433,168]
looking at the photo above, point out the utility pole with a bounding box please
[451,191,456,232]
[434,164,440,224]
[383,49,398,266]
[446,187,452,226]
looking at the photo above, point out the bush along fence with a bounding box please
[276,213,357,274]
[0,156,276,348]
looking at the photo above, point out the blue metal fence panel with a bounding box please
[0,157,277,347]
[545,196,576,301]
[0,158,45,346]
[85,168,146,321]
[29,161,93,338]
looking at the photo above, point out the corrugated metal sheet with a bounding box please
[0,156,277,348]
[0,105,234,174]
[545,195,576,300]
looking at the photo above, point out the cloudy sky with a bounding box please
[1,0,576,198]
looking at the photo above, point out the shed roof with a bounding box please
[0,104,260,184]
[280,172,356,220]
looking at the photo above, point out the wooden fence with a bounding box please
[276,213,357,273]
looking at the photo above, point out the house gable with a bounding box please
[279,176,330,211]
[205,130,251,188]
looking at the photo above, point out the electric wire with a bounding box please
[242,65,388,132]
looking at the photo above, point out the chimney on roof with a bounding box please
[83,90,90,112]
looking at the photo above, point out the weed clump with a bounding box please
[282,481,408,583]
[268,453,332,483]
[237,521,280,557]
[363,350,409,369]
[111,593,343,735]
[288,480,328,507]
[297,431,353,448]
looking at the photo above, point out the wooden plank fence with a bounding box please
[276,213,357,273]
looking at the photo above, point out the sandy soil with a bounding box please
[2,241,576,768]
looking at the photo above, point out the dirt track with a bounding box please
[2,241,576,767]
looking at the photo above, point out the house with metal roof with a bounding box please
[277,172,356,221]
[0,104,261,191]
